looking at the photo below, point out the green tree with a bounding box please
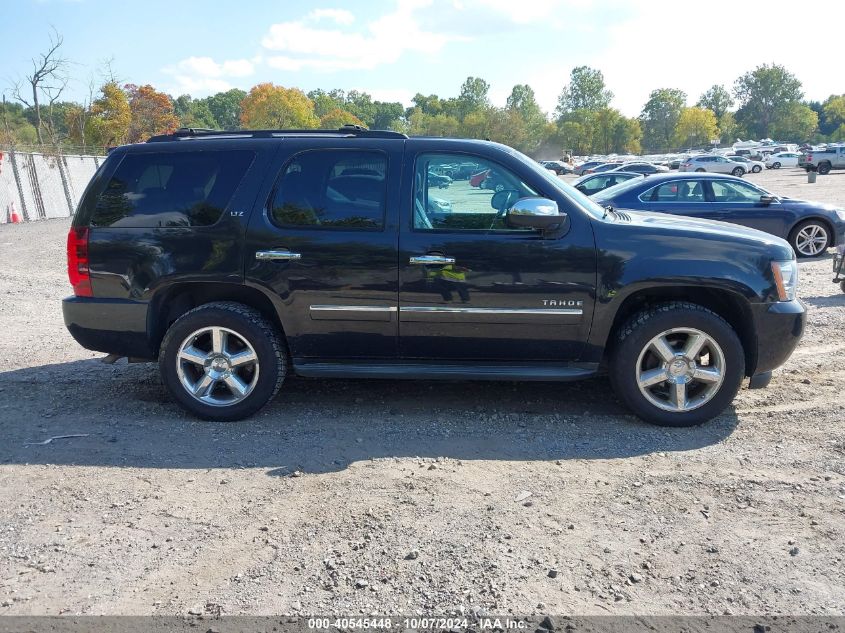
[307,89,346,119]
[822,95,845,131]
[593,108,622,154]
[718,111,738,144]
[173,95,217,129]
[733,64,803,138]
[319,107,364,129]
[202,89,246,130]
[408,93,443,117]
[696,85,733,118]
[673,107,719,148]
[0,100,38,145]
[456,77,490,119]
[505,84,547,153]
[612,117,642,154]
[408,110,459,137]
[239,83,319,129]
[555,66,613,118]
[640,88,687,151]
[372,101,405,130]
[768,102,818,141]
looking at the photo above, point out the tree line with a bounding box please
[2,33,844,157]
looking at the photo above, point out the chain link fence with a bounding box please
[0,147,105,224]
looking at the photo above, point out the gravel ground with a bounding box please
[0,168,843,617]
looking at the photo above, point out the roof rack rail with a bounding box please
[147,124,407,143]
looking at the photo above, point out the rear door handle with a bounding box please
[256,250,301,261]
[409,255,455,265]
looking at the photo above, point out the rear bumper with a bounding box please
[749,299,806,375]
[62,296,155,359]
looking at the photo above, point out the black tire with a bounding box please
[752,165,762,173]
[695,168,706,172]
[732,167,745,177]
[789,219,831,258]
[818,162,831,175]
[159,301,286,421]
[772,162,781,169]
[609,302,745,427]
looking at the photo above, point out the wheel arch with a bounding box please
[148,282,288,356]
[601,286,758,377]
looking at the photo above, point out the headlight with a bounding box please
[771,260,798,301]
[834,209,845,222]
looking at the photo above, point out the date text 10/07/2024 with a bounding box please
[307,618,529,630]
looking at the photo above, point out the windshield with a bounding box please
[506,147,610,219]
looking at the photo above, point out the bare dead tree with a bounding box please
[12,28,68,145]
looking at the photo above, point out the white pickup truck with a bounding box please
[804,146,845,174]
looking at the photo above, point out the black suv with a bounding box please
[64,126,806,426]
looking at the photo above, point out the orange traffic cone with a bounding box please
[8,202,21,224]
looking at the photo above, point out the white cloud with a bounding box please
[163,55,256,95]
[261,0,460,72]
[306,8,355,25]
[589,1,845,116]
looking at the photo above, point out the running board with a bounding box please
[292,361,598,381]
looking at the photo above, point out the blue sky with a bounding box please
[3,0,843,117]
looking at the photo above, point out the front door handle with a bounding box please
[256,250,301,261]
[409,255,455,265]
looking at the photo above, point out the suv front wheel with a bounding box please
[609,302,744,427]
[159,302,286,421]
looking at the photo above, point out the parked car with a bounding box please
[572,171,644,195]
[450,162,481,179]
[803,146,845,174]
[668,157,685,170]
[592,172,845,258]
[680,155,747,176]
[427,171,452,188]
[63,126,807,427]
[765,152,801,169]
[540,160,572,175]
[611,162,669,176]
[583,162,624,175]
[726,155,764,173]
[573,160,604,176]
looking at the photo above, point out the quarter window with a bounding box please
[413,153,537,231]
[92,150,255,227]
[269,150,387,229]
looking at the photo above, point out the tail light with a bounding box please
[67,227,92,297]
[807,153,812,161]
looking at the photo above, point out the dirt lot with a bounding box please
[1,168,844,617]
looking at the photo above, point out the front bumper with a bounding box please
[749,299,806,375]
[62,296,155,359]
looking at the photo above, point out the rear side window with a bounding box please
[641,180,705,202]
[268,150,386,230]
[92,150,255,227]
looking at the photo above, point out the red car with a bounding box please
[469,169,490,188]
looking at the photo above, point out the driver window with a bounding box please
[413,153,537,231]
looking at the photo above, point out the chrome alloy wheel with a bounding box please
[176,326,260,407]
[635,327,725,413]
[794,224,829,257]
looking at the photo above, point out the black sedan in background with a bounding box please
[592,173,845,258]
[611,162,670,176]
[573,171,643,195]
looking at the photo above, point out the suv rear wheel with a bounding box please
[731,167,745,177]
[159,301,286,421]
[609,302,744,427]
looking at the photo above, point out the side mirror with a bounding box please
[507,198,567,229]
[760,194,776,206]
